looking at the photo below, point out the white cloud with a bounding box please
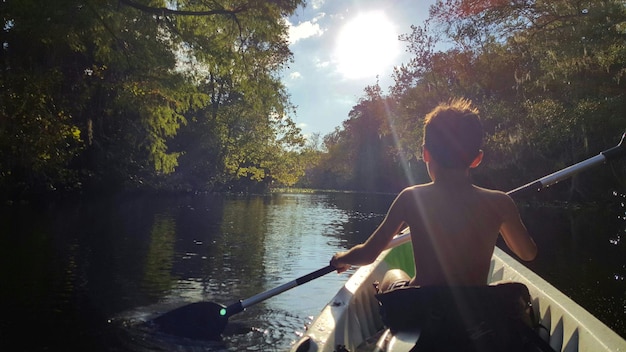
[287,13,326,45]
[290,72,302,79]
[314,59,330,69]
[310,0,325,10]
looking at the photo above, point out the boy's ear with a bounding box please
[422,146,431,162]
[469,150,483,169]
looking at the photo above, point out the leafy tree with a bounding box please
[295,132,324,188]
[309,84,415,192]
[1,0,306,197]
[137,0,306,191]
[311,127,353,190]
[312,0,625,197]
[390,0,626,195]
[1,1,86,195]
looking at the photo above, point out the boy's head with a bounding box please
[423,98,484,169]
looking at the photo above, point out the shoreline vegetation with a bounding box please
[2,1,625,203]
[6,185,622,215]
[269,188,397,196]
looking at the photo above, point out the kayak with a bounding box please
[290,236,626,352]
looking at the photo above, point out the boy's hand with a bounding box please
[330,252,351,273]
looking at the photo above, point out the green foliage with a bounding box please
[3,0,624,198]
[305,84,420,192]
[309,0,626,198]
[0,0,89,194]
[0,0,305,197]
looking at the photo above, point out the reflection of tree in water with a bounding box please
[141,213,176,300]
[609,191,626,250]
[217,197,268,297]
[518,196,626,339]
[329,192,396,246]
[605,191,626,337]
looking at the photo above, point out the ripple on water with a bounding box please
[221,307,314,351]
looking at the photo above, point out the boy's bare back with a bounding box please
[397,182,527,286]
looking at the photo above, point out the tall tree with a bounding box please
[310,84,414,192]
[0,0,306,196]
[312,0,625,195]
[390,0,626,194]
[168,0,305,191]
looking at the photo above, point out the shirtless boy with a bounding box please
[330,98,537,290]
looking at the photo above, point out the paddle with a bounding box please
[152,132,625,340]
[151,265,338,340]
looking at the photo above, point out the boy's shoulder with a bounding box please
[472,186,519,214]
[473,185,509,196]
[398,183,432,198]
[402,182,434,192]
[401,183,506,194]
[400,183,511,204]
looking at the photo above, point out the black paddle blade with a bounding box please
[152,302,228,340]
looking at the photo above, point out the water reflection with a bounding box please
[141,213,176,298]
[515,195,626,339]
[0,192,624,352]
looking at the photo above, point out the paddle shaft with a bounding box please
[224,132,626,317]
[508,132,625,197]
[224,265,336,317]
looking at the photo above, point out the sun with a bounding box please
[334,11,400,80]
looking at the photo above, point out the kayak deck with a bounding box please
[291,243,626,352]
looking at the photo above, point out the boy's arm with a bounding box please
[331,191,408,273]
[498,194,538,261]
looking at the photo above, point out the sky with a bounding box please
[283,0,437,139]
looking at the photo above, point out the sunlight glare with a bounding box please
[334,11,400,79]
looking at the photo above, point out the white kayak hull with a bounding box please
[290,242,626,352]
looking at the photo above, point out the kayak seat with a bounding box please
[375,282,555,352]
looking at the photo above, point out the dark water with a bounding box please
[0,191,624,351]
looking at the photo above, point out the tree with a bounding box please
[310,0,625,196]
[392,0,626,195]
[0,0,306,197]
[308,84,414,192]
[128,0,306,191]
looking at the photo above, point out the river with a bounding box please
[0,191,624,351]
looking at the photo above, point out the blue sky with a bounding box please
[283,0,436,138]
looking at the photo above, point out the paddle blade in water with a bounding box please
[152,302,228,340]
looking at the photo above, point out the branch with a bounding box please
[118,0,247,17]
